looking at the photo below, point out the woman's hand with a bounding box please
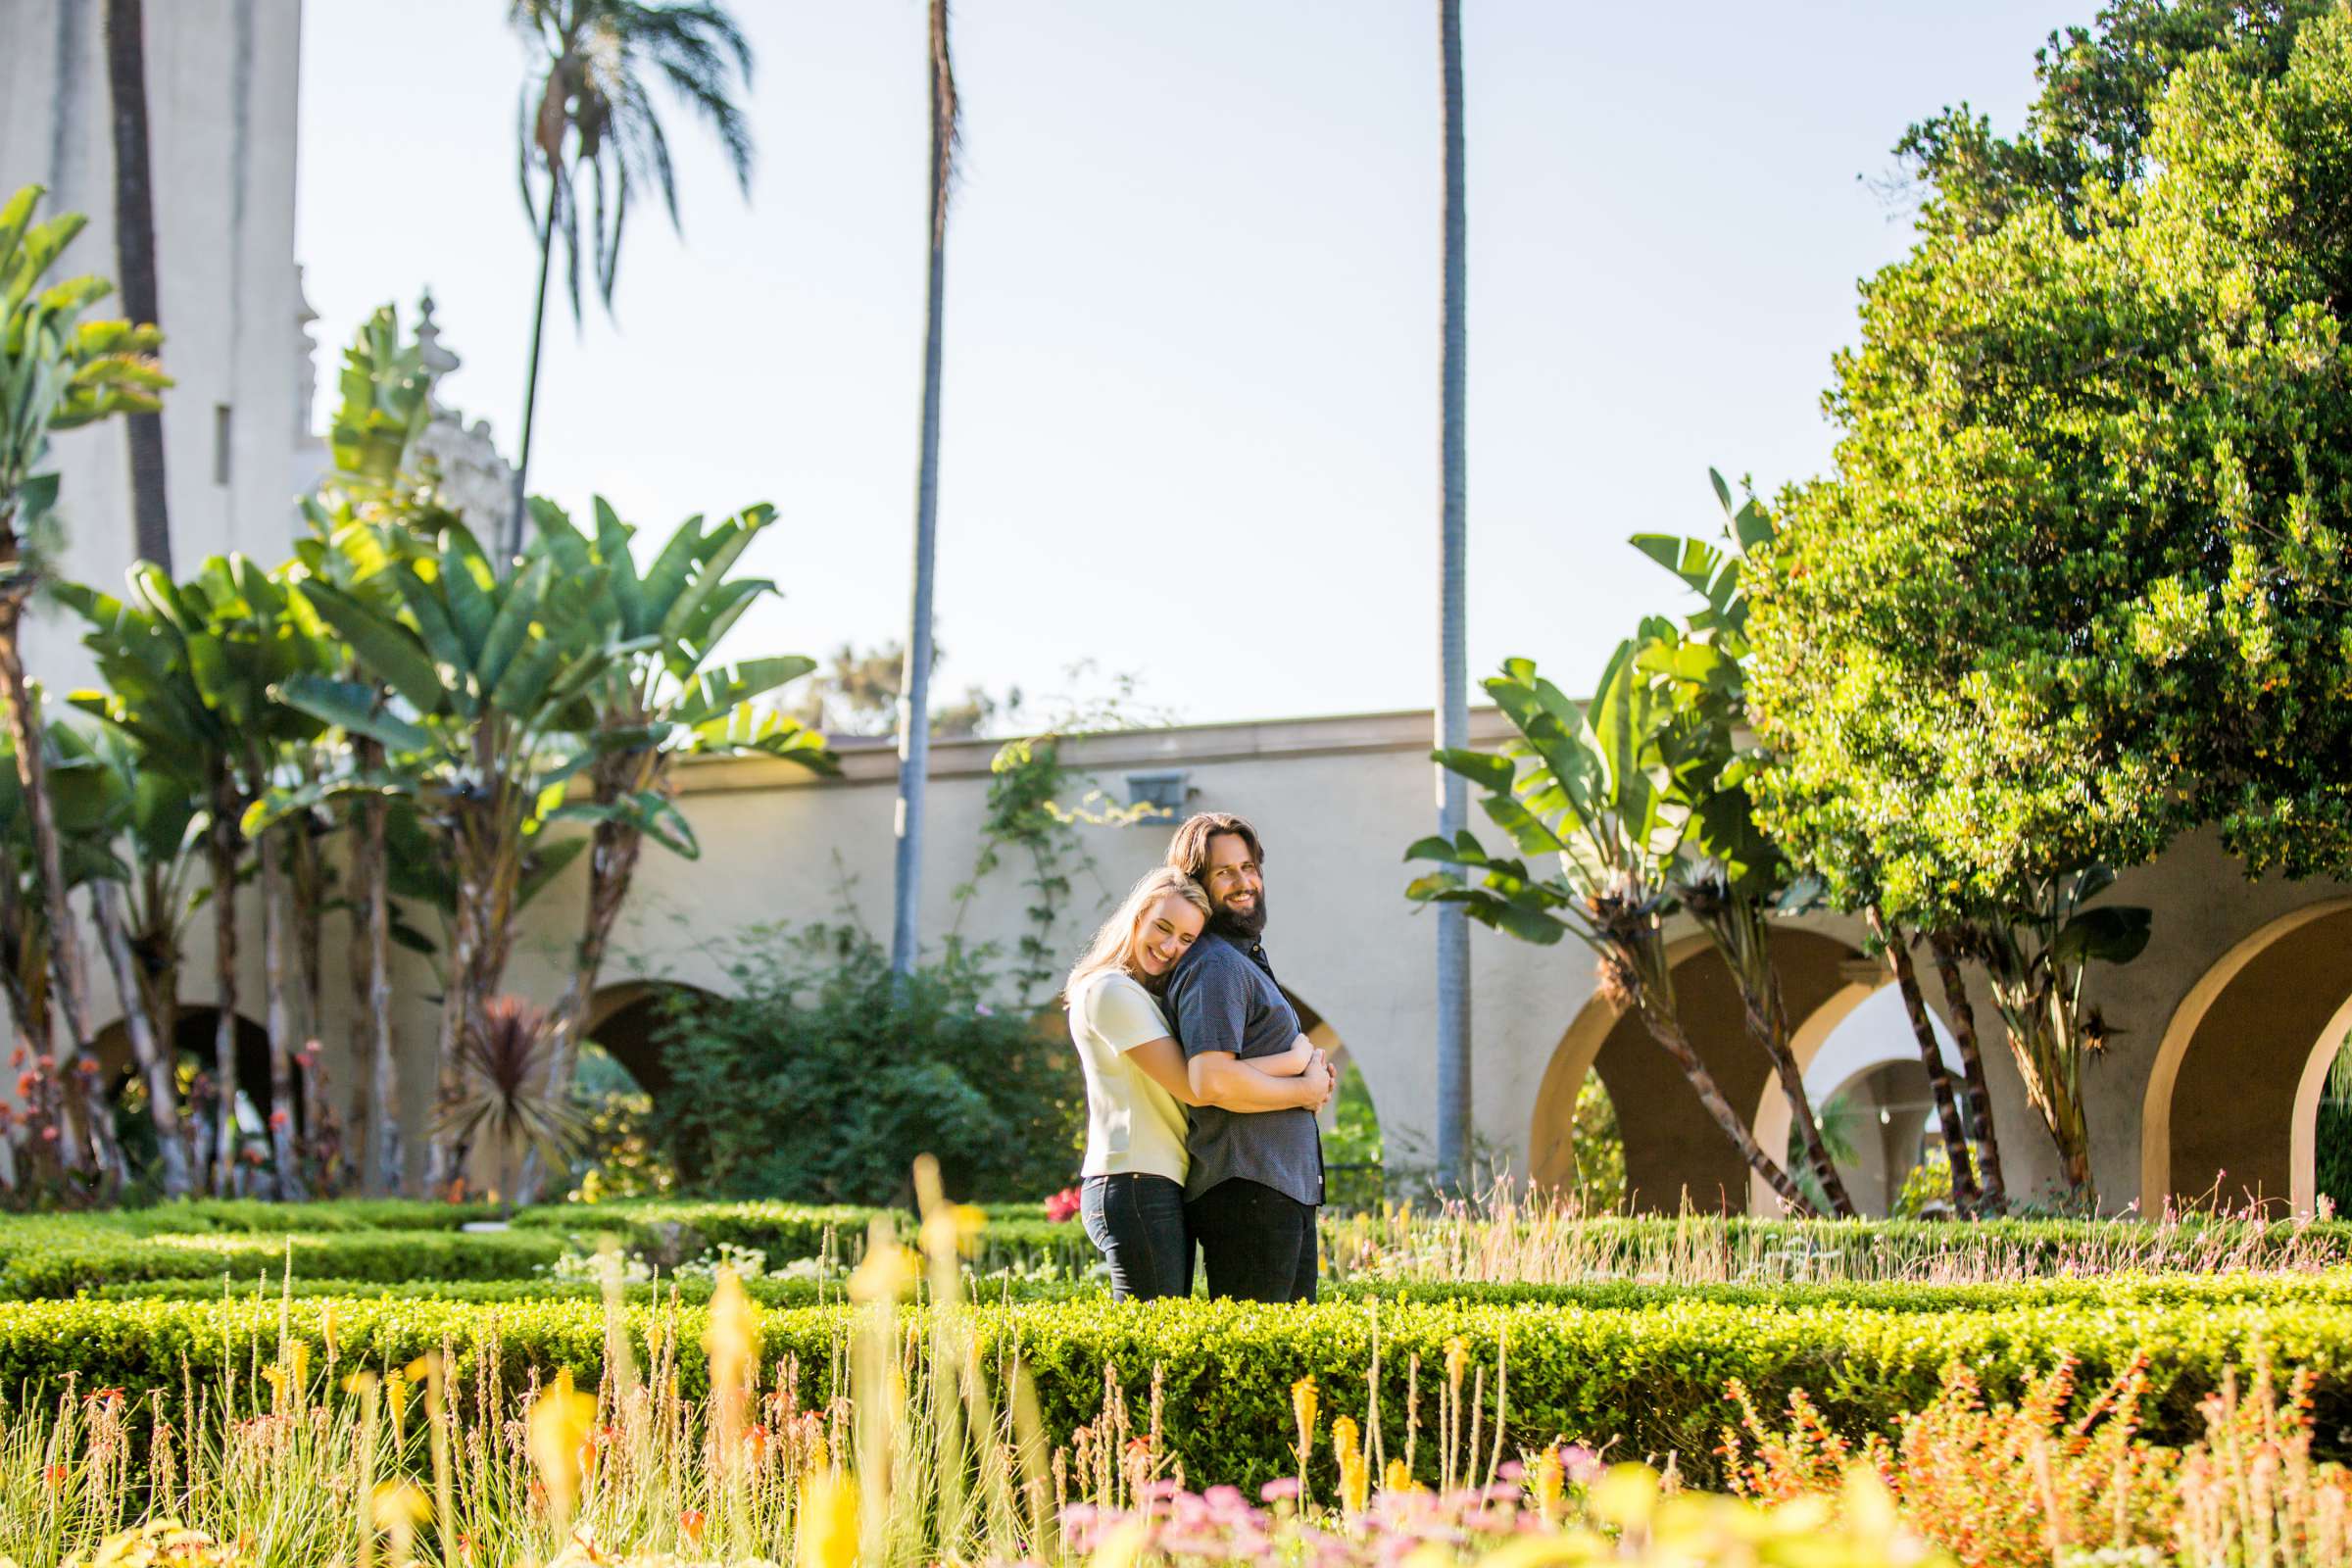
[1257,1036,1316,1078]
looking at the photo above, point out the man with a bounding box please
[1162,811,1332,1301]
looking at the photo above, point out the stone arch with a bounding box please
[1745,981,1962,1216]
[95,1004,275,1115]
[2142,898,2352,1213]
[1281,989,1361,1138]
[1528,929,1864,1212]
[582,980,727,1105]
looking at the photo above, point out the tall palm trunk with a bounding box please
[204,788,241,1193]
[103,0,171,573]
[890,0,957,981]
[0,594,122,1191]
[1929,931,2005,1210]
[256,823,304,1200]
[349,741,399,1196]
[1631,995,1818,1215]
[1433,0,1473,1193]
[1869,905,1980,1211]
[90,877,192,1195]
[507,191,562,566]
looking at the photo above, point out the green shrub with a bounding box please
[0,1224,563,1298]
[646,924,1084,1204]
[2,1290,2345,1490]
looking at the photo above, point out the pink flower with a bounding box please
[1045,1186,1083,1224]
[1260,1478,1300,1502]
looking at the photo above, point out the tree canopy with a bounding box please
[1748,11,2352,923]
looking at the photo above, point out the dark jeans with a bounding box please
[1081,1173,1193,1301]
[1186,1177,1317,1302]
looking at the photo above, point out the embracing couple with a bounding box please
[1062,811,1335,1303]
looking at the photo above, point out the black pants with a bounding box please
[1186,1178,1318,1302]
[1081,1173,1193,1301]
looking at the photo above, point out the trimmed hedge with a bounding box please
[0,1224,564,1298]
[1,1290,2343,1489]
[84,1269,2352,1316]
[509,1200,1094,1275]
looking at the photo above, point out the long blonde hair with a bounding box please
[1064,867,1211,1006]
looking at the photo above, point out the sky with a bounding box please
[296,0,2098,731]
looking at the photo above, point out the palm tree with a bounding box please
[103,0,171,573]
[1433,0,1472,1191]
[890,0,960,980]
[506,0,757,564]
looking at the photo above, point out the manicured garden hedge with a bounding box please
[84,1269,2352,1316]
[1,1289,2342,1489]
[0,1221,564,1298]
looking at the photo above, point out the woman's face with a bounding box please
[1130,893,1204,978]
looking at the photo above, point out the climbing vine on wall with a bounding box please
[953,733,1162,1004]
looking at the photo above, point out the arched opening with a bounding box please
[95,1005,277,1176]
[1747,981,1962,1217]
[2143,899,2352,1213]
[581,980,724,1107]
[563,981,726,1200]
[1528,930,1864,1214]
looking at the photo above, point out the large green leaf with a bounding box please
[294,578,443,714]
[273,673,433,756]
[670,656,817,728]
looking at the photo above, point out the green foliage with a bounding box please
[3,1287,2348,1491]
[646,924,1085,1204]
[0,1221,563,1298]
[1751,14,2352,911]
[1896,0,2335,234]
[1571,1069,1628,1210]
[0,184,168,552]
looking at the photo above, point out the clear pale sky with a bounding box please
[296,1,2095,730]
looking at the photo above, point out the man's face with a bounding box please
[1201,832,1265,936]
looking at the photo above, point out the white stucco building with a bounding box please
[0,0,312,690]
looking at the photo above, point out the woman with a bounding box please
[1063,866,1327,1300]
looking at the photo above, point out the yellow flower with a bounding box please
[286,1339,310,1390]
[370,1481,432,1529]
[919,1201,990,1261]
[1384,1458,1416,1495]
[526,1370,598,1520]
[404,1352,441,1386]
[705,1265,762,1398]
[1087,1518,1152,1568]
[1586,1463,1658,1529]
[847,1239,916,1304]
[794,1469,860,1568]
[1332,1415,1368,1515]
[1445,1337,1469,1391]
[1291,1376,1320,1451]
[1532,1446,1564,1523]
[321,1300,339,1358]
[385,1369,411,1426]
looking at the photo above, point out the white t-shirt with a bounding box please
[1069,970,1191,1183]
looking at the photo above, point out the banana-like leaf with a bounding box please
[671,656,817,728]
[295,578,443,714]
[2052,905,2152,967]
[273,673,434,756]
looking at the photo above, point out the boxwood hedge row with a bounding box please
[0,1224,565,1298]
[1,1291,2341,1489]
[83,1269,2352,1316]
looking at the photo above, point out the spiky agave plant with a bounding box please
[437,994,584,1205]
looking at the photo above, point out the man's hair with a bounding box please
[1165,811,1265,881]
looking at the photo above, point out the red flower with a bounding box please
[1045,1186,1083,1224]
[268,1109,290,1131]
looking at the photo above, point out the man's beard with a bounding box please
[1211,892,1268,941]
